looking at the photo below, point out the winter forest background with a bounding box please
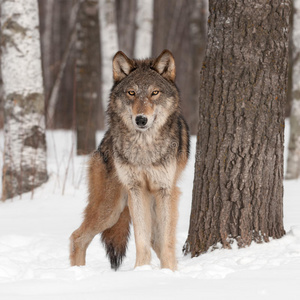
[1,0,300,299]
[0,0,207,133]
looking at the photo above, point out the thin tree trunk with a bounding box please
[286,1,293,118]
[53,1,77,129]
[76,0,101,155]
[38,0,54,108]
[187,0,208,134]
[184,0,290,257]
[286,0,300,180]
[1,0,48,200]
[152,0,208,135]
[134,0,153,58]
[47,24,77,128]
[45,1,79,128]
[99,0,118,113]
[115,0,136,57]
[0,51,3,129]
[38,0,77,129]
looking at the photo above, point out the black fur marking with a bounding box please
[101,224,131,271]
[182,117,190,158]
[102,241,126,271]
[177,117,183,156]
[99,148,109,164]
[98,134,113,173]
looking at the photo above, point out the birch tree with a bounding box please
[184,0,290,256]
[286,0,300,180]
[99,0,118,113]
[1,0,47,200]
[134,0,153,58]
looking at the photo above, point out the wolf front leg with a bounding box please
[128,187,152,268]
[154,185,180,271]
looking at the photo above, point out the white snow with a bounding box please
[0,122,300,300]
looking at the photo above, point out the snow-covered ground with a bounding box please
[0,123,300,300]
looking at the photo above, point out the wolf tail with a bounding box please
[101,206,131,270]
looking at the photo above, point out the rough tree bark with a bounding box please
[76,0,101,155]
[99,0,118,113]
[184,0,290,257]
[1,0,48,200]
[134,0,153,58]
[286,0,300,180]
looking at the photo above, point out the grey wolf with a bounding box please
[69,50,190,271]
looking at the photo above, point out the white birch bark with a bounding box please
[1,0,47,199]
[286,0,300,179]
[99,0,119,113]
[134,0,153,58]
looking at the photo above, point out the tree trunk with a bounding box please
[43,2,79,128]
[184,0,290,257]
[38,0,76,129]
[76,0,101,155]
[99,0,119,113]
[286,1,293,118]
[134,0,153,58]
[115,0,136,58]
[286,0,300,180]
[187,0,208,134]
[152,0,208,135]
[38,0,55,109]
[1,0,48,200]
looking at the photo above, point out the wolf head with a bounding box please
[108,50,180,132]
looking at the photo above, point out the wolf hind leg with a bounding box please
[70,153,127,266]
[70,222,97,266]
[101,206,131,270]
[70,193,127,266]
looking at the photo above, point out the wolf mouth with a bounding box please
[136,125,148,131]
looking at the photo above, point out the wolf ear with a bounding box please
[153,50,176,82]
[113,51,134,82]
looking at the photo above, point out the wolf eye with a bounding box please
[152,90,160,96]
[128,91,135,96]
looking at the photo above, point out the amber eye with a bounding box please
[152,90,159,96]
[128,91,135,96]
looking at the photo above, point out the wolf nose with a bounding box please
[135,115,148,127]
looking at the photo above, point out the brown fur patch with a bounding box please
[132,98,154,116]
